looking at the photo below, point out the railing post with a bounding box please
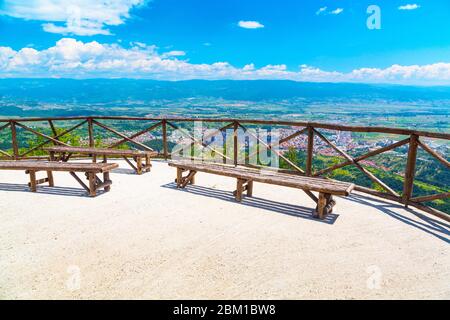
[402,134,419,206]
[306,126,314,176]
[233,120,238,166]
[48,120,60,145]
[87,117,94,147]
[162,119,168,160]
[10,120,19,160]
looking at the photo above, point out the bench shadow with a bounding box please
[0,183,104,198]
[347,193,450,243]
[112,168,136,175]
[161,182,338,224]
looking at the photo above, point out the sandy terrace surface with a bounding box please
[0,159,449,299]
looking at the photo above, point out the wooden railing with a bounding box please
[0,116,449,221]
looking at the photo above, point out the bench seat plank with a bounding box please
[44,146,156,174]
[169,161,354,196]
[0,161,118,173]
[169,160,355,219]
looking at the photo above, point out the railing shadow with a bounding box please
[347,193,450,243]
[0,183,102,198]
[161,182,338,224]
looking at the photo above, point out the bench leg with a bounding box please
[28,170,37,192]
[317,193,327,219]
[246,180,253,197]
[88,173,97,197]
[176,168,183,187]
[47,170,54,187]
[235,178,245,202]
[102,155,107,163]
[145,154,152,172]
[233,179,252,201]
[136,156,143,175]
[175,168,196,188]
[103,172,111,192]
[316,193,335,219]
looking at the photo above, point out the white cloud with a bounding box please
[0,0,148,36]
[0,38,449,85]
[316,7,344,16]
[161,50,186,58]
[238,20,264,29]
[316,7,327,15]
[330,8,344,15]
[398,4,420,10]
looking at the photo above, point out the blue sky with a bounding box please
[0,0,450,84]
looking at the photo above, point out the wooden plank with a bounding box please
[410,192,450,203]
[15,122,70,147]
[247,180,253,197]
[317,193,327,219]
[0,149,12,159]
[356,138,410,162]
[103,171,111,192]
[313,137,411,177]
[306,126,314,176]
[47,171,54,187]
[181,170,196,188]
[162,120,168,159]
[21,120,88,157]
[88,117,94,147]
[314,128,399,197]
[176,167,183,187]
[171,161,353,188]
[239,123,305,174]
[0,161,118,173]
[407,201,450,223]
[235,178,245,202]
[88,173,96,197]
[92,120,154,152]
[123,156,138,172]
[44,116,448,140]
[169,161,353,196]
[136,156,143,175]
[279,127,308,144]
[69,172,90,192]
[245,126,308,165]
[353,162,400,197]
[0,122,10,132]
[233,121,238,165]
[48,120,59,145]
[108,121,161,149]
[10,121,19,160]
[402,134,419,205]
[28,171,37,192]
[3,116,449,139]
[167,121,232,162]
[417,139,450,169]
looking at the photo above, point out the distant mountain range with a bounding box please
[1,78,450,103]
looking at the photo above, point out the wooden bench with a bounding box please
[44,146,157,175]
[0,161,118,197]
[169,161,355,219]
